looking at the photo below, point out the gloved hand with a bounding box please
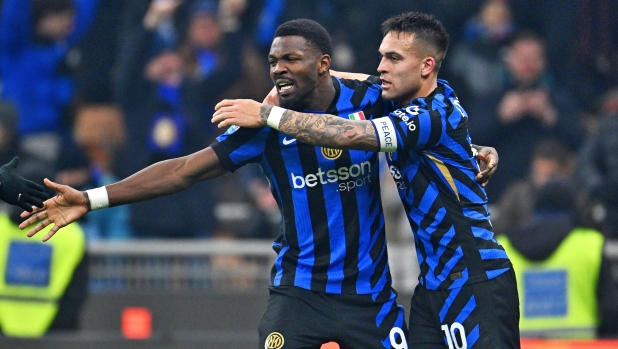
[0,157,48,212]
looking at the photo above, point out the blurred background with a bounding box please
[0,0,617,348]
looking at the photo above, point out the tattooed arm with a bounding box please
[212,99,499,184]
[273,106,379,151]
[213,100,379,151]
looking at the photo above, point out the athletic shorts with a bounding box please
[259,285,408,349]
[408,268,520,349]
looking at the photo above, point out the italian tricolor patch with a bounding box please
[348,111,366,120]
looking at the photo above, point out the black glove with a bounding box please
[0,157,48,212]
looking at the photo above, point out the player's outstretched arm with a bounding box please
[213,101,379,151]
[21,147,226,241]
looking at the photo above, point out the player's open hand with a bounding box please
[213,99,265,129]
[475,146,498,187]
[19,178,89,242]
[263,86,280,105]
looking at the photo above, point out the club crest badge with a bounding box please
[265,332,285,349]
[321,147,342,160]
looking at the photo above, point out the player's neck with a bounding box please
[403,76,438,105]
[303,74,336,111]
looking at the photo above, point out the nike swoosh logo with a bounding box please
[282,137,296,145]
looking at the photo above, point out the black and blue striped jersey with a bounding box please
[371,80,511,291]
[212,76,396,295]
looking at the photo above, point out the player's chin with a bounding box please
[380,89,397,102]
[280,95,302,110]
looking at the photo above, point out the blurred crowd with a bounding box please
[0,0,617,242]
[1,0,618,339]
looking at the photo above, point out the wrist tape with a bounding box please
[86,187,109,210]
[266,106,285,130]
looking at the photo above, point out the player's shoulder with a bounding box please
[395,80,461,117]
[216,124,270,143]
[334,75,382,91]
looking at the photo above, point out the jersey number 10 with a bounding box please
[441,323,467,349]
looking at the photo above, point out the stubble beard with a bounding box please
[279,93,305,111]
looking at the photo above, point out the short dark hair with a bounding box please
[33,0,74,15]
[532,138,571,167]
[33,0,75,24]
[381,12,449,69]
[274,19,332,57]
[509,29,545,48]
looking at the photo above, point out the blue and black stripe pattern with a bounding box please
[385,80,511,291]
[212,77,396,296]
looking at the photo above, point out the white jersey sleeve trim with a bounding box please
[370,117,398,152]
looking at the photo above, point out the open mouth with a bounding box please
[276,79,295,95]
[380,76,391,89]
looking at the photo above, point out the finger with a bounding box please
[27,188,49,200]
[217,118,234,129]
[213,111,238,126]
[18,201,34,212]
[486,167,497,178]
[23,204,46,216]
[26,180,46,192]
[30,218,53,237]
[476,169,489,178]
[20,207,40,219]
[487,158,497,169]
[25,217,47,236]
[25,197,45,208]
[42,225,60,242]
[7,156,20,169]
[211,110,224,123]
[19,209,46,229]
[44,178,68,194]
[214,99,235,111]
[212,105,235,119]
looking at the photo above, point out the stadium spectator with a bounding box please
[0,0,98,175]
[213,12,518,348]
[112,0,244,238]
[492,138,574,236]
[445,0,515,108]
[498,179,618,339]
[510,0,618,114]
[576,87,618,239]
[470,30,584,202]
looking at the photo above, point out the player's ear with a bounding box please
[318,54,331,75]
[421,56,436,77]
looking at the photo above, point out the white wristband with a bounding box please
[86,187,109,210]
[267,106,285,130]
